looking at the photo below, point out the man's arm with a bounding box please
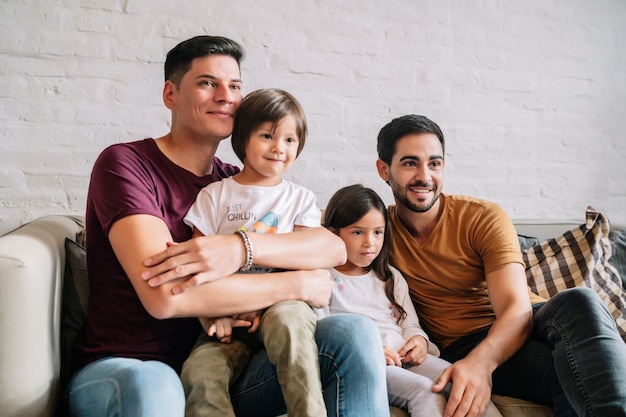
[142,221,347,292]
[109,214,334,319]
[433,262,533,417]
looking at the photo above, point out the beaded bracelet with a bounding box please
[235,229,254,272]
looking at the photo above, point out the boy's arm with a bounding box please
[109,214,333,319]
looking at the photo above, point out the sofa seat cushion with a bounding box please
[492,395,553,417]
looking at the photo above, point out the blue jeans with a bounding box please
[64,357,185,417]
[65,313,389,417]
[442,287,626,417]
[230,313,390,417]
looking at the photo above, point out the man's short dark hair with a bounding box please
[376,114,445,164]
[164,35,244,86]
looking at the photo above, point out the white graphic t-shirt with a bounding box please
[184,176,321,272]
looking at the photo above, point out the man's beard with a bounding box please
[389,177,440,213]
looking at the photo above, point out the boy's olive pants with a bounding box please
[181,300,326,417]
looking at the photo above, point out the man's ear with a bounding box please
[376,159,390,183]
[162,80,176,110]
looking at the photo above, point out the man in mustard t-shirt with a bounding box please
[375,114,626,417]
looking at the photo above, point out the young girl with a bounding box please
[318,184,502,417]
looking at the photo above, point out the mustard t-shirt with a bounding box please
[388,194,545,348]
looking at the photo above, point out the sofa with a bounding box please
[1,208,625,417]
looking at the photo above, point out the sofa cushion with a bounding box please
[522,207,626,341]
[609,228,626,289]
[518,234,540,251]
[61,238,89,389]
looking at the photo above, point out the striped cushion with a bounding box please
[522,206,626,341]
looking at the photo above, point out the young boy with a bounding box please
[181,88,326,417]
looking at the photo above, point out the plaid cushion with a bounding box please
[523,206,626,341]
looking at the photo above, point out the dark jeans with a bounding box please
[441,287,626,417]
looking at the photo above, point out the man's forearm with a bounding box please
[468,308,533,371]
[480,263,534,369]
[151,270,332,319]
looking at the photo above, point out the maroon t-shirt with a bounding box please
[74,138,239,373]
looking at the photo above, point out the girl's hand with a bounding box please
[383,346,403,366]
[398,335,429,365]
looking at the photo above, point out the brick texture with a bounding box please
[1,0,625,235]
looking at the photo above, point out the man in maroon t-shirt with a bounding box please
[65,35,391,417]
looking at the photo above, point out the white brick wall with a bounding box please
[1,0,625,235]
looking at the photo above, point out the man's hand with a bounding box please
[141,234,243,293]
[297,269,333,308]
[432,263,532,417]
[432,356,492,417]
[398,335,428,366]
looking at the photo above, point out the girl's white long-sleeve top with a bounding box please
[315,266,440,356]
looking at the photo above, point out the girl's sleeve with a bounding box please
[391,266,441,356]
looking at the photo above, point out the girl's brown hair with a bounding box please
[324,184,406,322]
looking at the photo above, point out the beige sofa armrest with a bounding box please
[0,215,84,417]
